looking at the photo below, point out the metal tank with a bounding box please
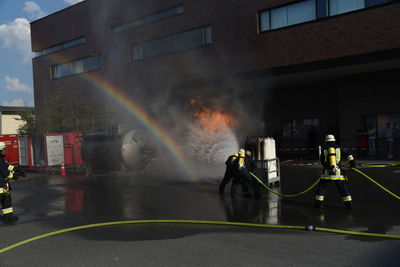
[120,129,154,173]
[81,129,154,176]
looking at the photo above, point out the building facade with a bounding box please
[0,106,33,134]
[30,0,400,156]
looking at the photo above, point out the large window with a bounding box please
[329,0,364,16]
[111,5,184,34]
[51,55,100,79]
[132,26,212,61]
[259,0,393,32]
[261,0,316,31]
[34,37,85,57]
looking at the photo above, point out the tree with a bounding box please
[15,110,44,135]
[16,90,112,135]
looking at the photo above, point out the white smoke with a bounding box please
[185,122,239,179]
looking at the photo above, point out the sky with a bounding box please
[0,0,84,107]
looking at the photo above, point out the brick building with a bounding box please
[30,0,400,156]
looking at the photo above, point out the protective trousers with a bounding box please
[231,175,250,197]
[315,179,352,208]
[232,170,261,199]
[219,168,235,194]
[0,188,14,220]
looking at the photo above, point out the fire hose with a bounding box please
[249,166,400,200]
[360,162,400,168]
[249,172,320,198]
[1,165,400,254]
[1,219,400,255]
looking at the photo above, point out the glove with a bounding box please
[14,166,26,178]
[14,169,26,178]
[349,160,356,168]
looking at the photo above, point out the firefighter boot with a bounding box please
[345,201,352,211]
[314,200,323,210]
[3,214,18,225]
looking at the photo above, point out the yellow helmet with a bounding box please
[239,148,245,154]
[0,142,6,150]
[245,150,252,157]
[325,134,336,142]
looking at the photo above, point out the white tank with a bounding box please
[121,129,154,171]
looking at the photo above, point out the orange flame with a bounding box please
[191,98,235,134]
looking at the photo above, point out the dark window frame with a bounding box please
[131,25,212,62]
[34,37,86,58]
[111,4,184,34]
[50,55,101,80]
[258,0,396,33]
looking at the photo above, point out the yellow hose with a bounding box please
[2,164,400,254]
[1,219,399,254]
[249,172,320,198]
[351,167,400,200]
[360,162,400,168]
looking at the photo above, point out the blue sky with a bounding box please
[0,0,84,107]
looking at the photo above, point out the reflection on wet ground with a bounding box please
[12,160,400,237]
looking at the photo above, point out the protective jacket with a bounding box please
[319,143,355,180]
[219,152,241,194]
[315,142,355,208]
[0,158,13,188]
[225,153,239,169]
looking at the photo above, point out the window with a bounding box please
[34,37,85,57]
[111,5,184,34]
[132,26,212,61]
[329,0,364,16]
[260,0,316,31]
[259,0,393,32]
[288,0,316,25]
[51,55,100,79]
[259,11,270,32]
[283,119,319,140]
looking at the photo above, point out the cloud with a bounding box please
[1,98,28,107]
[4,76,33,93]
[0,18,33,65]
[23,1,47,20]
[64,0,85,5]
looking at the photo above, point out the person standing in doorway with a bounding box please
[356,125,368,158]
[383,122,394,159]
[367,123,377,157]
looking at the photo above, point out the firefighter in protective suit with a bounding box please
[315,135,355,210]
[231,150,260,199]
[0,142,25,224]
[219,149,244,194]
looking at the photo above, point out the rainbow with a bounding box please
[82,73,194,178]
[39,54,195,178]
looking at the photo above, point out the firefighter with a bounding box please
[230,149,251,198]
[232,150,260,199]
[315,135,355,210]
[0,141,25,225]
[219,149,244,194]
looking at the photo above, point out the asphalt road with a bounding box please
[1,160,399,266]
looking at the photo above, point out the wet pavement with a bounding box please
[1,160,400,266]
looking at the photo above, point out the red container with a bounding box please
[45,133,83,167]
[18,133,84,171]
[0,135,20,165]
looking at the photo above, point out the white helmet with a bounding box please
[325,134,336,142]
[0,142,6,150]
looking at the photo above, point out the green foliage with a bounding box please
[16,90,112,135]
[15,111,44,135]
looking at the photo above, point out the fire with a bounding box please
[191,98,236,134]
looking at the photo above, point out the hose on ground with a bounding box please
[1,219,400,254]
